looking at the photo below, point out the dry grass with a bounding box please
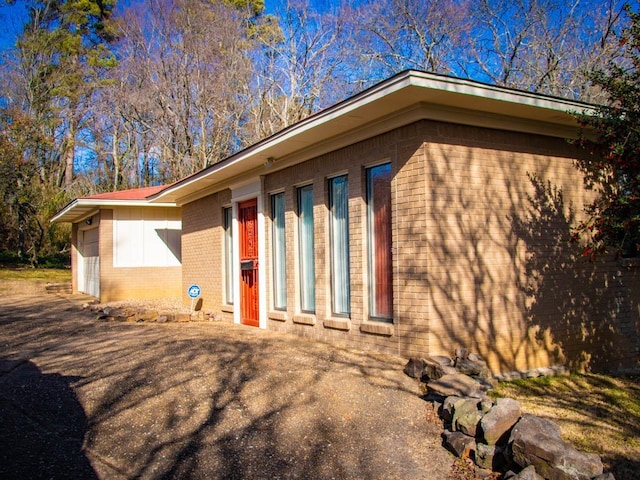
[491,374,640,480]
[0,267,71,282]
[0,267,71,295]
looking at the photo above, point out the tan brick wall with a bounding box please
[182,119,640,375]
[97,209,182,303]
[181,190,232,312]
[262,125,424,357]
[420,121,639,374]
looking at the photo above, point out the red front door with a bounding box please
[239,199,259,327]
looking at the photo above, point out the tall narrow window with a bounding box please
[367,163,393,320]
[329,175,350,316]
[297,185,315,312]
[271,193,286,310]
[223,207,234,305]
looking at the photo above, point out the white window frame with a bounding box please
[271,192,286,310]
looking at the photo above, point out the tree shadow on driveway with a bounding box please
[0,295,452,480]
[0,358,97,480]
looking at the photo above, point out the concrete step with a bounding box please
[45,283,73,294]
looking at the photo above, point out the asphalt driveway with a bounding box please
[0,294,454,479]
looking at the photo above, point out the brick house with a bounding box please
[54,71,640,375]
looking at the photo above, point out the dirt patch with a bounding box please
[0,280,50,296]
[93,297,188,315]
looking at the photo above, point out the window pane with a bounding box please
[367,163,393,320]
[298,185,315,312]
[329,175,350,315]
[271,193,286,310]
[224,207,234,304]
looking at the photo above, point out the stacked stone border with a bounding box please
[404,350,615,480]
[83,302,220,323]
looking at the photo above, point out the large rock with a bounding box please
[477,442,510,472]
[453,398,483,437]
[441,396,462,424]
[430,355,454,366]
[442,430,476,459]
[455,352,492,379]
[427,373,486,399]
[512,465,545,480]
[480,397,521,445]
[591,474,615,480]
[476,442,496,470]
[423,356,458,381]
[136,310,159,322]
[509,414,603,480]
[403,358,426,379]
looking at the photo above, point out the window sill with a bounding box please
[268,310,288,322]
[293,314,316,326]
[621,257,640,268]
[323,317,351,331]
[360,321,394,336]
[221,305,234,313]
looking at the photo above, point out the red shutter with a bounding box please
[372,172,393,318]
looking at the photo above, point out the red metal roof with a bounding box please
[84,185,167,201]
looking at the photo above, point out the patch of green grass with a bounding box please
[0,267,71,283]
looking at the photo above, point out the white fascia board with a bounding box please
[79,199,175,208]
[51,198,177,223]
[408,72,594,114]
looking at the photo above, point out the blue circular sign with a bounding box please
[188,284,201,298]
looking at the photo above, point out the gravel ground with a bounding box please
[0,293,456,479]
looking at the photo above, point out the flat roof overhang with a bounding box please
[50,199,177,224]
[148,70,595,206]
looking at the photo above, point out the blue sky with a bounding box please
[0,1,27,52]
[2,0,640,57]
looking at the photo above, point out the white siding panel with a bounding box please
[114,208,143,267]
[114,207,181,267]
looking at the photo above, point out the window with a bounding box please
[329,175,350,316]
[297,185,315,313]
[223,207,234,305]
[271,193,286,310]
[367,163,393,320]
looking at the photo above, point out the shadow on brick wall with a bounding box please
[512,174,640,373]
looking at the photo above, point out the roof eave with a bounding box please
[50,198,178,224]
[145,70,598,205]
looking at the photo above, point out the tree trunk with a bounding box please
[112,130,120,191]
[63,120,76,188]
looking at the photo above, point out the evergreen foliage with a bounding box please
[574,5,640,259]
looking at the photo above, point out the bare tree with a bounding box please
[109,0,257,184]
[247,0,355,140]
[348,0,473,85]
[343,0,627,102]
[466,0,626,101]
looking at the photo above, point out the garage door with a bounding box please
[80,227,100,298]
